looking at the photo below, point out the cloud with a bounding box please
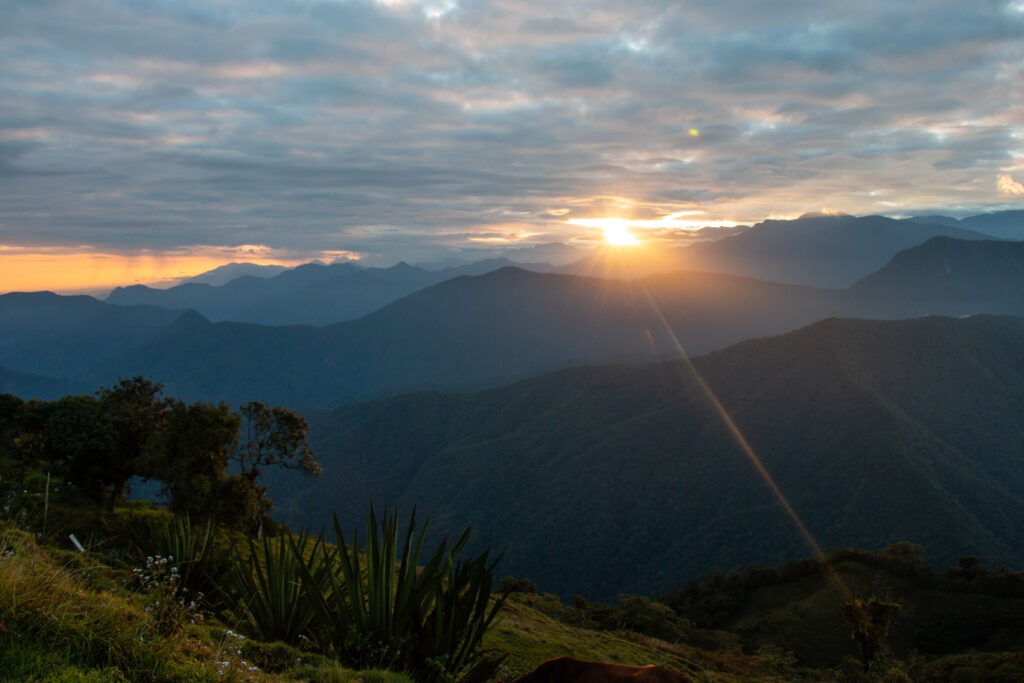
[998,174,1024,195]
[1,0,1023,270]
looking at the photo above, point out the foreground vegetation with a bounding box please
[4,381,1024,682]
[4,503,1024,682]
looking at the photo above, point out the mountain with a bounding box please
[10,236,1024,407]
[687,213,991,287]
[183,262,289,286]
[104,259,559,326]
[959,210,1024,239]
[229,261,449,326]
[91,267,840,407]
[906,210,1024,239]
[0,292,185,380]
[106,261,376,322]
[266,315,1024,600]
[848,237,1024,317]
[413,242,587,269]
[0,365,90,400]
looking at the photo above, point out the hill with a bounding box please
[847,236,1024,317]
[266,315,1024,600]
[908,209,1024,240]
[688,213,990,287]
[0,292,185,381]
[664,545,1024,670]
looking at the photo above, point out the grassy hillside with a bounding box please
[2,501,1024,682]
[0,517,412,683]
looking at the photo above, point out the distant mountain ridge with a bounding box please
[848,237,1024,317]
[686,213,992,287]
[268,314,1024,600]
[182,262,289,286]
[92,267,840,407]
[7,235,1024,405]
[909,209,1024,240]
[106,258,559,326]
[102,212,1014,326]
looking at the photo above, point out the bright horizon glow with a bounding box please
[569,213,742,235]
[0,246,355,295]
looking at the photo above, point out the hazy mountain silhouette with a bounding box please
[100,213,1011,325]
[0,365,90,399]
[94,267,839,406]
[107,261,379,323]
[9,235,1024,405]
[105,258,559,326]
[182,262,289,286]
[906,210,1024,240]
[0,292,184,381]
[848,237,1024,317]
[687,213,990,287]
[270,315,1024,600]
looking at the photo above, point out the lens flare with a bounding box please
[613,256,854,601]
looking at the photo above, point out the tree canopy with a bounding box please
[0,379,321,530]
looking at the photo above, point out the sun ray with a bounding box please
[617,258,855,602]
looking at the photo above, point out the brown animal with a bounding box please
[512,656,693,682]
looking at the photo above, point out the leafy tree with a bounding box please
[2,397,47,490]
[48,395,116,505]
[146,400,240,519]
[95,377,168,510]
[233,401,322,534]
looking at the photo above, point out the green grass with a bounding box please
[6,510,1024,683]
[0,519,415,683]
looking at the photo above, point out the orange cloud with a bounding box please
[997,174,1024,195]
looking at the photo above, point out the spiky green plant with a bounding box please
[302,506,506,683]
[223,529,326,646]
[128,514,227,605]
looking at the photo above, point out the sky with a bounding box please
[2,0,1024,292]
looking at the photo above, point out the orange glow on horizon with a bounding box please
[0,246,357,295]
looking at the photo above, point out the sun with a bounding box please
[567,216,645,246]
[593,219,639,247]
[603,224,639,246]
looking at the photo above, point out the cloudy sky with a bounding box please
[2,0,1023,291]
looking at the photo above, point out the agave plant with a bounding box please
[222,529,326,646]
[302,506,506,683]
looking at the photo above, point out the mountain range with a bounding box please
[5,232,1024,407]
[100,212,1019,327]
[4,210,1024,606]
[265,314,1024,600]
[107,259,557,326]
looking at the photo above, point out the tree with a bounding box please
[49,395,116,505]
[145,400,240,519]
[95,377,168,510]
[1,396,45,490]
[232,401,322,534]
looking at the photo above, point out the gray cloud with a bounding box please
[1,0,1022,264]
